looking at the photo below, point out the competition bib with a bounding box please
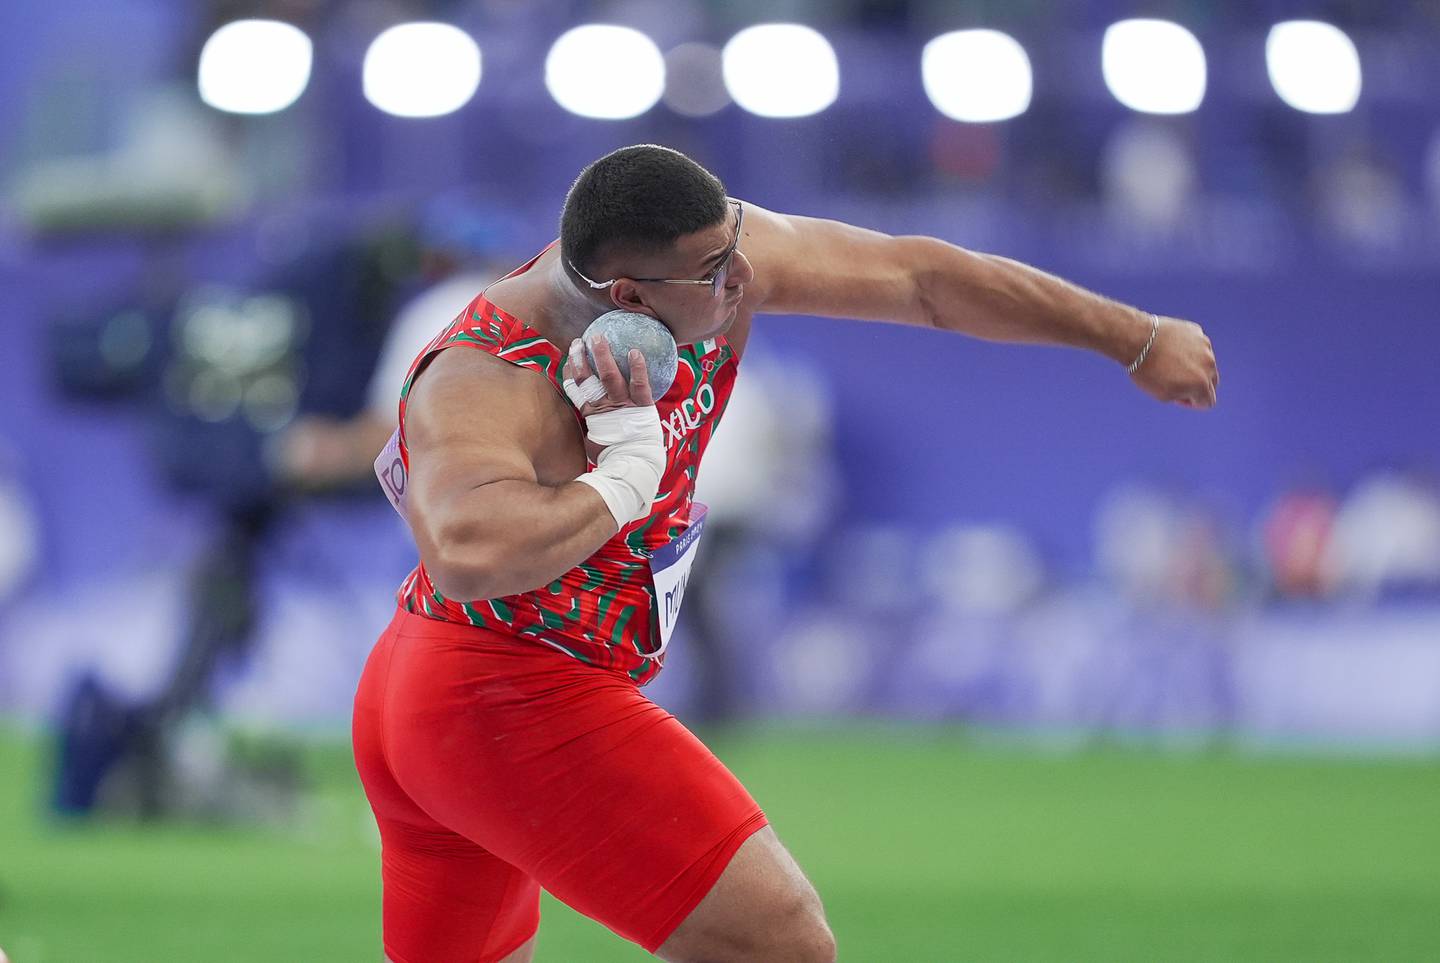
[644,502,707,660]
[375,428,409,520]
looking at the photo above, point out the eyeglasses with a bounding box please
[569,200,744,298]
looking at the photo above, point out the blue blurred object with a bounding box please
[51,672,137,815]
[417,194,520,259]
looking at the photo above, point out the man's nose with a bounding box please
[729,250,754,286]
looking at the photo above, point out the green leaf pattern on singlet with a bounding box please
[610,606,636,647]
[578,564,604,591]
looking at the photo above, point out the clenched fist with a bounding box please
[1130,316,1219,409]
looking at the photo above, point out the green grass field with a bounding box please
[2,725,1438,962]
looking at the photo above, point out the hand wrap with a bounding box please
[573,406,665,528]
[562,373,607,408]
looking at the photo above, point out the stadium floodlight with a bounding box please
[722,24,839,118]
[922,29,1032,123]
[545,25,665,120]
[1266,21,1361,114]
[198,19,312,114]
[1102,19,1206,115]
[363,23,481,118]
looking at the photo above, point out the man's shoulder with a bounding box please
[405,348,568,473]
[413,344,555,415]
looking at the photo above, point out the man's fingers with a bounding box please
[1198,366,1218,407]
[627,349,655,406]
[1178,381,1216,409]
[562,339,602,409]
[568,338,590,381]
[573,336,657,410]
[589,336,629,402]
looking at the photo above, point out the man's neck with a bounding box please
[487,250,607,348]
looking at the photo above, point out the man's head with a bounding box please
[561,145,751,345]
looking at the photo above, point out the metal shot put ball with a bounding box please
[582,310,680,399]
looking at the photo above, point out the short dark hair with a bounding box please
[560,144,728,277]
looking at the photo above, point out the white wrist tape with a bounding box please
[574,406,665,527]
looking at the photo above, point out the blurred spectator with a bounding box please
[1324,469,1440,600]
[688,342,841,724]
[1259,483,1339,599]
[273,267,496,489]
[929,119,1003,188]
[273,196,514,489]
[0,453,38,610]
[1094,484,1235,611]
[1311,143,1407,249]
[919,523,1044,617]
[695,345,838,541]
[1100,118,1197,234]
[44,201,507,818]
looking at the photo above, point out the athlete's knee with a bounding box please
[665,883,835,963]
[793,886,837,961]
[767,890,836,963]
[745,897,835,962]
[657,826,835,963]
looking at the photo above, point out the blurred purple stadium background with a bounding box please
[1,0,1437,747]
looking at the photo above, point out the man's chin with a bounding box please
[706,307,741,340]
[677,314,736,347]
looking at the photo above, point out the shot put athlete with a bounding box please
[352,144,1219,963]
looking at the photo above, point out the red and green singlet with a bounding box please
[390,254,738,685]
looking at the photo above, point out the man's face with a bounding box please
[601,202,752,346]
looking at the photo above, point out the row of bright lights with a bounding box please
[199,19,1364,121]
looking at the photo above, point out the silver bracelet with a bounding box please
[1127,313,1160,374]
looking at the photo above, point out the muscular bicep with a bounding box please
[740,201,930,326]
[402,349,554,553]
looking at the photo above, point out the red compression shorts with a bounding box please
[352,607,767,963]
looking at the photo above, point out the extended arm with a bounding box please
[740,203,1218,407]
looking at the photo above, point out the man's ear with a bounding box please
[609,280,658,318]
